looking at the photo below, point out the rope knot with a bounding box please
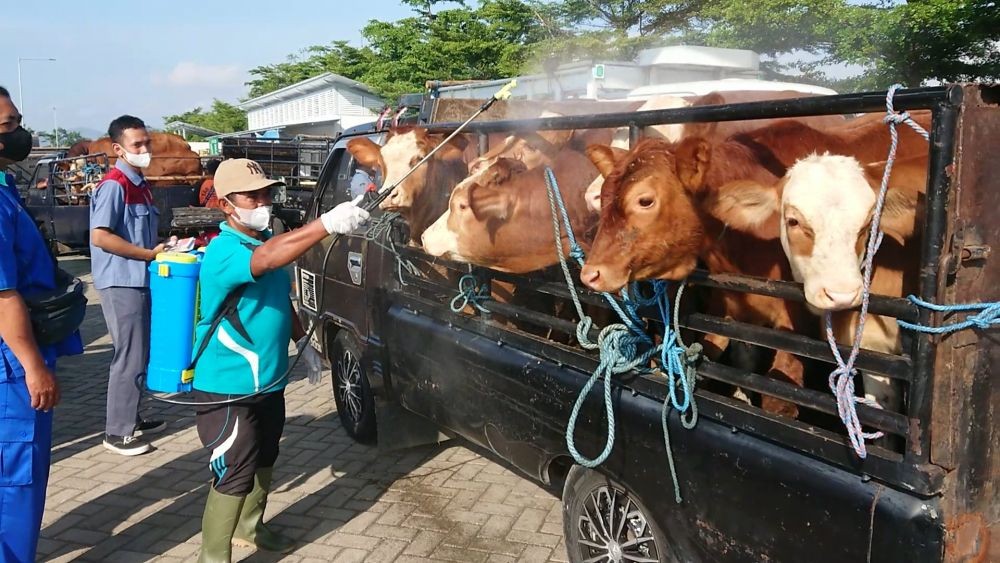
[450,274,491,314]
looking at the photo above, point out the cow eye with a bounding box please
[458,202,468,211]
[638,196,654,208]
[409,156,421,167]
[787,217,800,228]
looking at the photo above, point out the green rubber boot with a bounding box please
[232,467,296,553]
[198,487,245,563]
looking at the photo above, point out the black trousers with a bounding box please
[194,390,285,496]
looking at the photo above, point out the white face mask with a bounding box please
[226,199,272,231]
[122,150,152,169]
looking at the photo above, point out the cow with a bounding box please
[421,147,599,273]
[579,138,809,417]
[726,153,928,411]
[86,132,202,186]
[346,127,470,244]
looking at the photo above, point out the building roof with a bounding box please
[239,72,381,111]
[163,121,222,137]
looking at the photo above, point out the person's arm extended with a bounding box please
[250,220,328,278]
[91,228,163,260]
[0,290,60,410]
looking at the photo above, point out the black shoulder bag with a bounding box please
[9,193,89,346]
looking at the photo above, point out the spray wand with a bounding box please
[144,79,517,406]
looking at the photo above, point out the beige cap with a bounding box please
[213,158,284,199]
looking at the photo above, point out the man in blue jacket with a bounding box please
[0,85,82,562]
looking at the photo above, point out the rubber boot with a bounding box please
[198,487,245,563]
[232,467,296,553]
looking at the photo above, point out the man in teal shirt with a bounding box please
[192,158,368,563]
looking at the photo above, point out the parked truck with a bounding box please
[295,84,998,562]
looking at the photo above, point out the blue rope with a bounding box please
[544,168,698,503]
[450,274,491,313]
[897,295,1000,333]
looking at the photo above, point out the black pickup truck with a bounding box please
[295,86,998,562]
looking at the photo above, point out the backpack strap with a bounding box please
[186,283,248,372]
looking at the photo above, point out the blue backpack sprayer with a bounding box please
[142,80,517,406]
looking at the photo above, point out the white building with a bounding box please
[435,45,834,101]
[237,72,385,138]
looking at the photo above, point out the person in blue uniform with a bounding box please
[0,85,82,562]
[192,158,368,562]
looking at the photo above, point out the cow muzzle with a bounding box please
[580,262,627,293]
[810,285,862,311]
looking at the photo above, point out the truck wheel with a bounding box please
[562,466,672,563]
[330,332,377,443]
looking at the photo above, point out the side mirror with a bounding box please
[272,184,288,205]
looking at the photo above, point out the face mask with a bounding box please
[0,126,33,163]
[121,150,152,169]
[226,199,272,231]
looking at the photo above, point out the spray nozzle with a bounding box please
[493,79,517,101]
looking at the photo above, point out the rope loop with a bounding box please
[898,295,1000,334]
[450,274,491,313]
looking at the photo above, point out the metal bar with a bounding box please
[906,86,963,462]
[628,123,640,147]
[687,271,920,322]
[425,87,953,134]
[696,360,909,436]
[478,132,489,156]
[685,313,913,381]
[394,290,944,493]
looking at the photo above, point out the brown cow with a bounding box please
[583,90,852,213]
[421,147,599,273]
[86,132,202,186]
[347,127,469,244]
[581,138,808,417]
[727,153,928,410]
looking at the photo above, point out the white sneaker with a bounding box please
[103,434,151,456]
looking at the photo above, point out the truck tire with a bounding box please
[562,465,673,563]
[330,332,377,443]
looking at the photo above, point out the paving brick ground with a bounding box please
[38,257,568,562]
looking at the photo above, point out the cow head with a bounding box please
[346,127,468,213]
[423,148,598,273]
[777,153,925,312]
[422,157,528,264]
[468,112,573,175]
[579,139,708,292]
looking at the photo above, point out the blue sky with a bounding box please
[0,1,415,135]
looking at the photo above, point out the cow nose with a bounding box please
[821,287,861,310]
[580,265,601,289]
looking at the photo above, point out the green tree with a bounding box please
[521,0,711,71]
[39,128,85,147]
[163,100,248,139]
[699,0,1000,90]
[245,0,545,102]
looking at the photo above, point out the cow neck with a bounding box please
[728,133,788,179]
[695,205,741,275]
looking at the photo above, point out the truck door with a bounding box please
[297,146,372,343]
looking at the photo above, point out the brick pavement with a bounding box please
[38,257,568,562]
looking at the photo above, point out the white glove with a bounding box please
[296,337,324,384]
[321,201,370,235]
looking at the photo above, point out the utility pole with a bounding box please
[53,106,59,147]
[16,57,57,121]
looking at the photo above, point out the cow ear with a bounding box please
[879,189,922,245]
[586,145,620,178]
[347,138,381,170]
[485,158,527,185]
[705,180,781,239]
[428,134,469,162]
[675,137,712,193]
[468,182,514,222]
